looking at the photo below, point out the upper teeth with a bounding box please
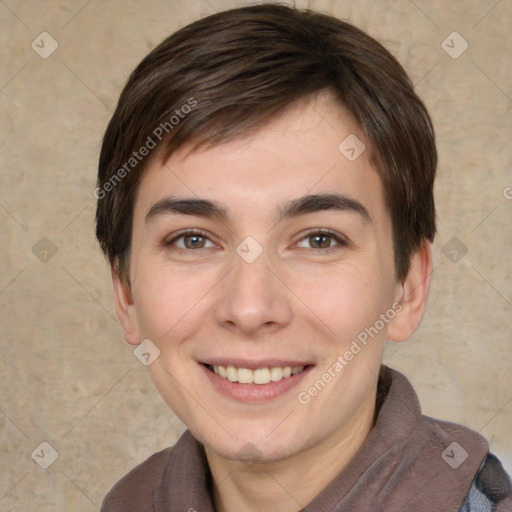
[212,365,304,385]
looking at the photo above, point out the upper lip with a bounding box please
[201,358,314,370]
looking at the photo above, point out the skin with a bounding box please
[113,91,432,512]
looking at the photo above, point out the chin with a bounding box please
[197,420,311,465]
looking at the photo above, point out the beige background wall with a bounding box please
[1,0,511,510]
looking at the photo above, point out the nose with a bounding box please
[214,247,293,336]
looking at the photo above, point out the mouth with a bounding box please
[203,363,310,385]
[200,361,314,402]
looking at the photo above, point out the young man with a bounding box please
[95,4,511,511]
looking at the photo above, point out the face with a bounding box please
[114,92,426,464]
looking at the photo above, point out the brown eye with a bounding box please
[296,231,347,250]
[308,234,332,249]
[166,231,215,249]
[183,234,207,249]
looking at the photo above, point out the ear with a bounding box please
[387,242,432,343]
[111,263,141,346]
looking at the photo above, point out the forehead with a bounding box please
[134,92,387,226]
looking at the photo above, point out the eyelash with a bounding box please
[164,229,348,252]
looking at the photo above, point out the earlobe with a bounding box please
[111,264,141,346]
[387,243,433,343]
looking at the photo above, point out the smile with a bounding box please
[206,364,306,385]
[201,362,314,402]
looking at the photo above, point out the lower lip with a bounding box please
[200,364,314,403]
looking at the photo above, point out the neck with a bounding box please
[205,389,377,512]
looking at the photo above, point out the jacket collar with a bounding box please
[156,366,488,511]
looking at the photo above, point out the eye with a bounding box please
[296,230,347,250]
[166,230,216,249]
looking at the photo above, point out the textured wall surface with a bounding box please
[1,0,511,510]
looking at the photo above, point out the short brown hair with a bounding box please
[95,3,437,283]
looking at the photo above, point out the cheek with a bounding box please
[132,264,215,340]
[290,264,394,348]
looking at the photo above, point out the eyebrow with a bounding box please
[278,193,371,223]
[146,197,229,223]
[145,193,372,224]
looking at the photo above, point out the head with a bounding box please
[95,4,436,463]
